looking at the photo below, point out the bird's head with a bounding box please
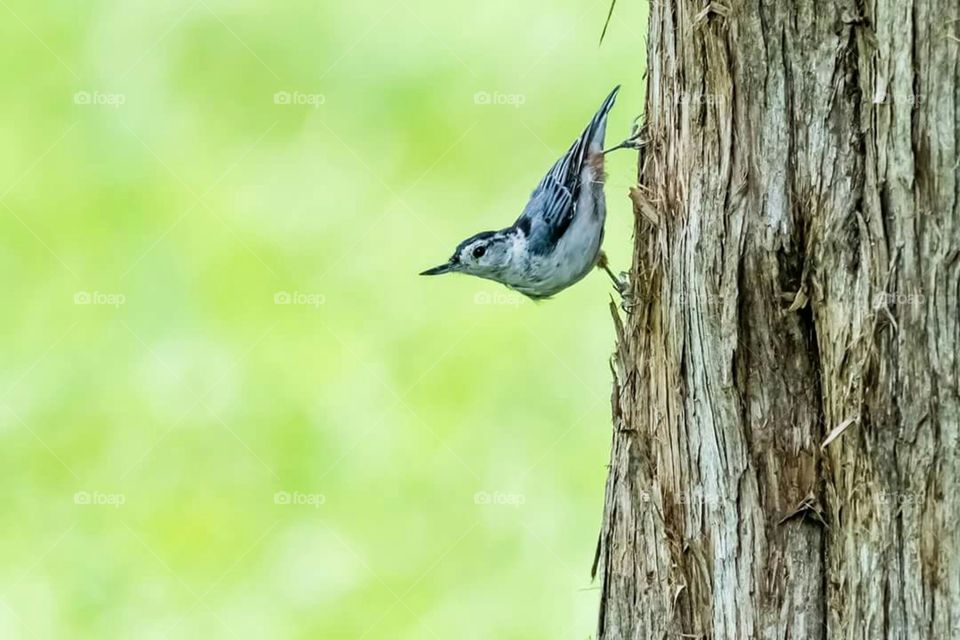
[420,230,516,281]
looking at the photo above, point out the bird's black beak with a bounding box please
[419,261,454,276]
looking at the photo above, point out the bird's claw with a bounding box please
[605,268,635,313]
[618,133,648,152]
[613,270,630,295]
[615,272,636,313]
[604,121,648,154]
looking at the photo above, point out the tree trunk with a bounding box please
[596,1,959,638]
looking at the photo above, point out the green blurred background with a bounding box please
[0,0,645,637]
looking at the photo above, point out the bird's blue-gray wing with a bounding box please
[515,85,620,255]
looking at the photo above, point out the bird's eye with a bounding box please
[472,245,486,259]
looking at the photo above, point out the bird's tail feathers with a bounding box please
[584,85,620,151]
[570,85,620,173]
[534,85,621,193]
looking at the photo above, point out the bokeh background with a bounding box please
[0,0,646,637]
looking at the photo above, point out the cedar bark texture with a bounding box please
[596,1,959,638]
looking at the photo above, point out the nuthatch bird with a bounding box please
[420,86,632,299]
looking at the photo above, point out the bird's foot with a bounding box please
[614,271,636,313]
[598,252,635,312]
[605,135,646,154]
[604,121,647,154]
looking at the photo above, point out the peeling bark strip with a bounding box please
[597,1,959,639]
